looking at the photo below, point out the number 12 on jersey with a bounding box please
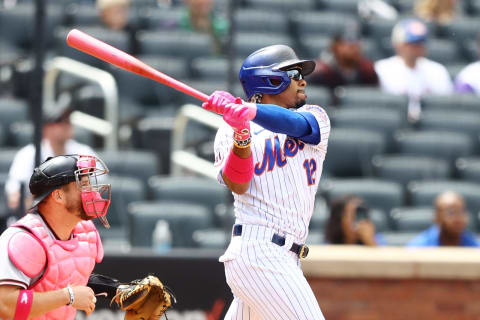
[303,158,317,185]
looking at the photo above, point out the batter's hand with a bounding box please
[202,91,240,114]
[223,103,251,130]
[70,285,97,316]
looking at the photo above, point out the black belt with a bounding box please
[232,224,309,259]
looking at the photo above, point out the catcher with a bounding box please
[0,155,174,320]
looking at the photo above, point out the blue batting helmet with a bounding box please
[239,45,315,100]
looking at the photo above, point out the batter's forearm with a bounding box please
[223,145,252,195]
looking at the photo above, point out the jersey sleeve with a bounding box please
[296,104,331,151]
[213,124,234,185]
[0,228,33,289]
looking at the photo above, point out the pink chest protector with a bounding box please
[9,214,104,320]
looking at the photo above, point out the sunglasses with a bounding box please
[286,69,303,81]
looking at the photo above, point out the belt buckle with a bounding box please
[299,245,309,259]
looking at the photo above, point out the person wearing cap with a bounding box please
[308,23,379,101]
[455,33,480,96]
[374,18,453,121]
[5,95,96,215]
[0,154,111,319]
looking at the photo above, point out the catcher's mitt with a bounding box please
[112,275,176,320]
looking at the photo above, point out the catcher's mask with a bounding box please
[29,154,112,228]
[239,44,316,100]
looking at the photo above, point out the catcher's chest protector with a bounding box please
[13,215,104,320]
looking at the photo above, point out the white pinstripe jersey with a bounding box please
[214,104,330,244]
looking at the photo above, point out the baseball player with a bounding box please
[203,45,330,319]
[0,154,111,319]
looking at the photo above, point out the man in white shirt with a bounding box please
[5,96,96,213]
[374,18,453,121]
[455,34,480,96]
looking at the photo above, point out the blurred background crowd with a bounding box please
[1,0,480,252]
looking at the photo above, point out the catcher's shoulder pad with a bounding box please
[8,230,46,278]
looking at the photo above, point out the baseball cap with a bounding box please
[391,18,428,45]
[29,155,78,208]
[43,93,73,124]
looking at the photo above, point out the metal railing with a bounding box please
[171,104,223,180]
[43,57,119,150]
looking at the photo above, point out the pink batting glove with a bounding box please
[223,103,251,130]
[202,90,239,114]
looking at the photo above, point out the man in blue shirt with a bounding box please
[408,191,479,247]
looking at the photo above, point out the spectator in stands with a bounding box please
[374,18,453,121]
[308,23,378,97]
[179,0,229,54]
[408,191,479,247]
[324,195,384,246]
[414,0,458,25]
[96,0,139,54]
[5,94,96,215]
[455,34,480,96]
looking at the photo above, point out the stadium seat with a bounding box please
[0,148,19,174]
[393,130,475,167]
[291,11,357,38]
[97,175,147,242]
[148,175,230,226]
[418,111,480,151]
[233,32,293,59]
[0,125,6,147]
[63,3,101,27]
[447,17,480,42]
[305,86,332,108]
[338,87,409,117]
[191,57,243,81]
[0,173,10,219]
[456,157,480,183]
[97,150,159,188]
[234,9,289,34]
[244,0,315,12]
[372,154,452,189]
[426,39,465,65]
[381,231,418,246]
[137,30,215,58]
[319,0,360,14]
[421,94,480,114]
[8,122,95,147]
[0,98,28,143]
[320,178,404,226]
[330,108,404,150]
[390,206,434,232]
[323,128,386,177]
[192,228,229,249]
[127,201,213,248]
[179,79,230,106]
[0,3,62,50]
[139,6,184,30]
[407,180,480,229]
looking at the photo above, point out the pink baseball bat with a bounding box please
[66,29,209,102]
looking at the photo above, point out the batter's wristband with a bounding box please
[14,289,33,320]
[223,151,254,184]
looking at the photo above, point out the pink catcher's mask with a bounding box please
[75,155,112,228]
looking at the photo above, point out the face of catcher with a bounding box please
[262,67,307,109]
[57,177,92,221]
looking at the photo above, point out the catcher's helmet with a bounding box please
[29,155,79,208]
[29,154,112,227]
[239,44,315,100]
